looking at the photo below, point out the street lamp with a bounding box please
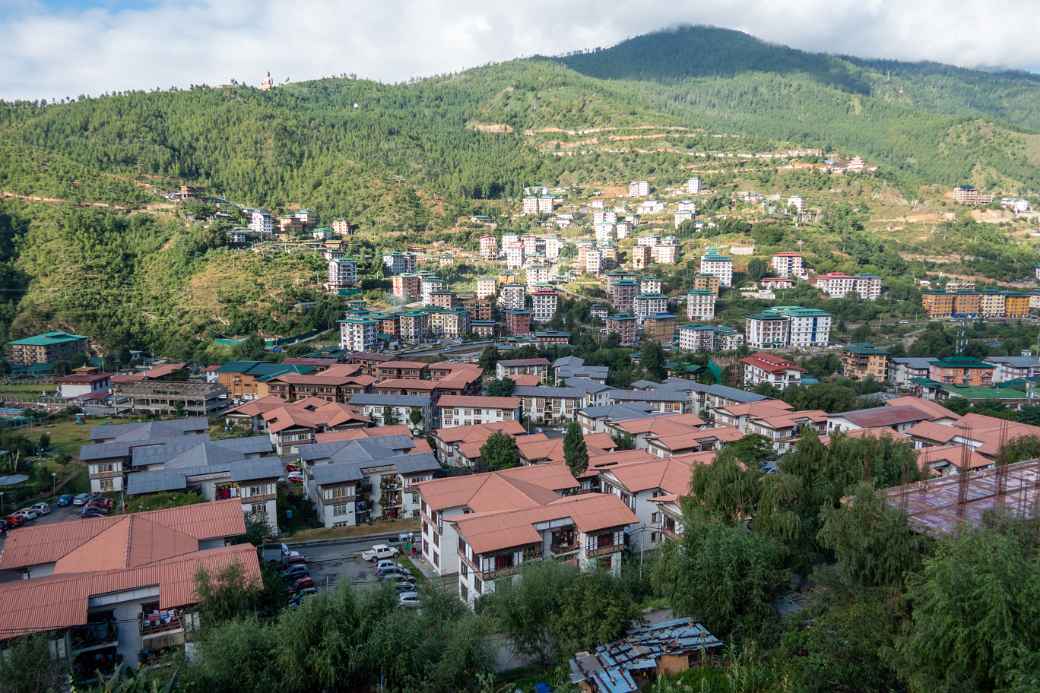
[51,472,57,498]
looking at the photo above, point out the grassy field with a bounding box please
[0,381,54,400]
[29,416,119,457]
[287,517,419,543]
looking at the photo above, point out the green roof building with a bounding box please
[8,331,88,367]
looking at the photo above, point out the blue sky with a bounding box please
[1,1,1038,101]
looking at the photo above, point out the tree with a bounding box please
[897,523,1040,691]
[563,422,588,476]
[409,408,424,431]
[481,561,573,665]
[383,406,397,425]
[0,635,66,693]
[195,561,263,627]
[689,447,763,524]
[639,341,667,380]
[816,482,928,588]
[550,571,637,659]
[479,432,520,471]
[995,434,1040,466]
[484,378,515,396]
[478,345,500,374]
[746,258,768,280]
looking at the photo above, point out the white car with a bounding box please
[30,502,50,516]
[398,592,420,608]
[361,544,399,562]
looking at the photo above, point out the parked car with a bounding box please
[398,593,420,608]
[379,570,411,581]
[286,471,304,484]
[376,565,408,578]
[72,493,91,506]
[4,514,24,529]
[375,559,397,571]
[56,494,73,507]
[87,497,113,510]
[81,507,106,519]
[30,502,50,516]
[288,587,319,607]
[362,544,399,561]
[282,564,309,580]
[284,554,307,566]
[16,508,39,522]
[394,582,417,594]
[293,577,316,592]
[286,463,300,473]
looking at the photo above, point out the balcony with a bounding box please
[140,609,183,637]
[70,621,118,653]
[585,541,618,558]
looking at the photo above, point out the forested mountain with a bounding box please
[1,24,1040,354]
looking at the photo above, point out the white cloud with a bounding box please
[2,0,1039,101]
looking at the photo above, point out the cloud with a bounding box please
[1,0,1039,101]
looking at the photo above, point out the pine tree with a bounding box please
[563,422,588,476]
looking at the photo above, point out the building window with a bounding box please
[333,503,349,516]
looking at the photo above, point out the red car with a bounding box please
[293,576,315,592]
[4,514,24,529]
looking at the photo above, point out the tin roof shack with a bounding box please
[569,618,723,692]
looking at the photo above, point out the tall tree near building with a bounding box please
[564,422,589,476]
[478,345,500,374]
[479,431,520,471]
[639,340,666,380]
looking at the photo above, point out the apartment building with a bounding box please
[741,352,803,390]
[699,248,733,288]
[630,244,652,270]
[745,311,789,349]
[398,311,430,344]
[693,273,721,296]
[327,257,357,290]
[437,395,522,427]
[744,409,828,453]
[505,241,525,269]
[0,503,257,675]
[651,243,678,265]
[889,357,935,389]
[267,371,374,403]
[382,251,417,275]
[339,316,378,352]
[250,209,273,235]
[952,184,994,205]
[988,355,1040,383]
[813,272,882,300]
[599,456,700,551]
[505,309,533,336]
[685,289,717,321]
[431,421,527,468]
[496,358,550,380]
[391,273,422,301]
[7,331,89,368]
[498,283,526,310]
[771,252,804,278]
[513,386,584,425]
[611,279,639,313]
[530,288,559,323]
[677,324,743,353]
[746,306,830,349]
[585,248,603,275]
[348,392,433,431]
[628,180,650,197]
[643,314,677,345]
[476,276,497,299]
[632,293,669,326]
[928,357,995,387]
[261,397,370,453]
[479,235,498,260]
[606,314,638,346]
[841,343,889,381]
[113,381,226,417]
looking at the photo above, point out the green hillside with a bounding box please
[2,25,1040,355]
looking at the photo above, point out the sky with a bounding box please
[2,0,1039,101]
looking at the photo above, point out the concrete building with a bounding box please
[498,283,526,311]
[327,257,357,290]
[391,273,422,301]
[7,331,89,368]
[685,289,716,321]
[476,277,497,299]
[771,252,804,278]
[530,288,559,323]
[693,273,721,296]
[505,309,533,336]
[699,248,733,288]
[741,352,803,390]
[611,279,639,314]
[339,316,378,353]
[686,177,702,194]
[628,180,650,197]
[607,314,638,347]
[841,343,889,381]
[480,235,498,260]
[677,324,743,353]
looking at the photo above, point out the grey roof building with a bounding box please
[89,417,209,443]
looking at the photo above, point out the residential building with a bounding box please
[814,272,882,300]
[471,320,497,338]
[57,372,112,401]
[952,184,993,205]
[841,343,889,381]
[327,257,357,290]
[633,294,668,326]
[585,248,603,275]
[496,357,550,380]
[746,306,831,349]
[928,357,995,387]
[630,244,651,270]
[1006,292,1031,318]
[640,277,662,295]
[828,404,934,435]
[382,251,417,275]
[498,283,526,311]
[771,252,804,278]
[476,277,497,299]
[391,273,422,301]
[607,314,638,347]
[505,241,525,269]
[599,456,702,551]
[988,355,1040,383]
[610,279,639,314]
[651,243,678,265]
[628,180,649,197]
[693,273,721,296]
[0,502,257,674]
[480,235,498,260]
[7,331,89,368]
[888,356,934,389]
[420,276,444,306]
[741,352,803,390]
[250,209,273,235]
[79,418,209,492]
[112,381,226,417]
[677,324,743,353]
[398,310,430,344]
[685,289,716,321]
[744,409,828,453]
[267,371,374,403]
[745,311,789,349]
[505,309,532,336]
[348,393,433,432]
[437,395,522,427]
[953,290,981,316]
[431,421,526,468]
[922,290,955,318]
[514,386,584,425]
[554,356,609,385]
[261,397,369,453]
[643,314,677,345]
[699,248,733,288]
[530,288,559,323]
[535,331,571,347]
[339,316,377,353]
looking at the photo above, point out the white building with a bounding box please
[476,277,497,299]
[741,353,803,390]
[652,244,678,265]
[677,324,743,353]
[686,177,702,194]
[640,277,662,295]
[686,289,716,321]
[544,235,563,261]
[531,289,559,323]
[421,276,445,305]
[699,248,733,288]
[615,222,630,240]
[771,253,804,278]
[633,294,668,325]
[505,241,525,269]
[498,284,526,310]
[480,235,498,260]
[787,196,805,213]
[339,316,377,352]
[249,209,273,235]
[522,196,539,215]
[585,249,602,276]
[629,180,650,197]
[327,257,357,289]
[814,273,882,301]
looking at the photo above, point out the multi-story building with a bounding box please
[327,257,357,290]
[113,381,227,418]
[686,177,701,194]
[499,283,526,311]
[640,277,662,295]
[513,386,584,426]
[814,272,882,300]
[437,395,522,428]
[505,309,532,336]
[988,355,1040,383]
[421,276,445,306]
[741,352,803,390]
[331,218,353,236]
[461,295,493,322]
[470,320,497,338]
[771,252,804,278]
[7,331,89,368]
[674,209,694,228]
[922,290,955,318]
[643,313,677,345]
[399,311,430,344]
[631,244,652,270]
[651,243,678,265]
[685,289,716,321]
[250,209,273,235]
[633,294,669,325]
[496,357,551,380]
[628,180,650,197]
[952,290,981,317]
[480,235,498,260]
[928,357,995,387]
[339,316,378,352]
[607,314,638,346]
[610,279,639,314]
[1005,292,1031,318]
[530,288,559,323]
[841,343,889,381]
[391,273,422,302]
[585,248,603,275]
[348,393,432,430]
[677,324,743,353]
[505,241,525,269]
[544,235,563,261]
[745,311,790,349]
[953,184,993,205]
[779,306,832,348]
[521,196,540,215]
[382,251,417,275]
[429,291,456,310]
[693,273,721,297]
[699,248,733,288]
[595,222,615,246]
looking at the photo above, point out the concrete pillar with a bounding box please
[113,602,143,668]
